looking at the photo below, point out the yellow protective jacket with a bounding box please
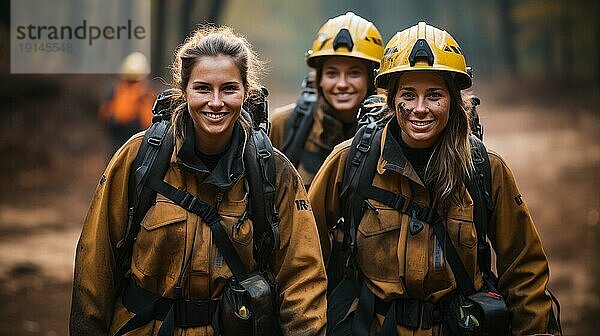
[270,98,356,188]
[308,120,553,335]
[70,121,327,335]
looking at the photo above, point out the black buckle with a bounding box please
[202,206,221,226]
[148,135,163,146]
[257,146,272,159]
[180,193,198,212]
[393,194,408,212]
[356,140,371,153]
[406,203,420,217]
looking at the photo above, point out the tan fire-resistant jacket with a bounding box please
[270,98,356,188]
[308,120,553,335]
[70,121,327,335]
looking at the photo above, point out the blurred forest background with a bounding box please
[0,0,599,335]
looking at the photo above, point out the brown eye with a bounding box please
[194,84,210,93]
[400,91,415,100]
[428,91,442,100]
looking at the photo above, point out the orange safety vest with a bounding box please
[99,80,155,129]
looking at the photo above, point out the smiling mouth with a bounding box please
[409,120,434,127]
[202,112,228,120]
[333,93,356,100]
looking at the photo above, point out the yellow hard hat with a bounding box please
[120,51,150,81]
[306,12,384,68]
[375,22,471,90]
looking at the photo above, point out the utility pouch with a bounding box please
[220,271,281,336]
[444,290,510,336]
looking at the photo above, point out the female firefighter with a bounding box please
[70,25,327,336]
[269,12,384,189]
[309,22,557,335]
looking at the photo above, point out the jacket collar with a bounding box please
[380,118,424,186]
[310,97,357,151]
[175,114,246,189]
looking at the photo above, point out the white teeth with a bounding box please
[411,120,433,126]
[205,112,226,119]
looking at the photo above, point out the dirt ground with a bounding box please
[0,76,598,335]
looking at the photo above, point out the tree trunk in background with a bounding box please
[209,0,226,24]
[152,0,167,78]
[596,0,600,88]
[181,0,194,39]
[560,2,571,80]
[498,0,516,77]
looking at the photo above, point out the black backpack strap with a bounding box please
[281,87,317,166]
[466,135,496,288]
[340,123,382,252]
[115,120,174,289]
[245,125,279,270]
[326,124,382,335]
[242,87,280,270]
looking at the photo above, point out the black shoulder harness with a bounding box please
[114,90,279,289]
[281,86,318,170]
[336,124,495,292]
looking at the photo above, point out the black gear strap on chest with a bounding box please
[281,87,317,166]
[356,181,476,295]
[114,175,251,336]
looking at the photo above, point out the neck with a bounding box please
[194,128,234,155]
[400,131,436,149]
[321,98,358,124]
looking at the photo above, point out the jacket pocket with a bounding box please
[212,192,255,279]
[219,192,252,247]
[356,199,402,282]
[445,204,478,281]
[133,197,188,277]
[446,203,477,249]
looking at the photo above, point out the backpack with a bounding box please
[114,88,280,290]
[280,74,321,174]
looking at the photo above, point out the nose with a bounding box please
[336,74,349,89]
[208,91,223,109]
[414,97,428,114]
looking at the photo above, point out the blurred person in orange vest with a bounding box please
[98,51,155,153]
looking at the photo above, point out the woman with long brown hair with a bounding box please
[310,22,556,335]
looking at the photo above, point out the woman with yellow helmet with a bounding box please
[269,12,384,189]
[309,22,559,335]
